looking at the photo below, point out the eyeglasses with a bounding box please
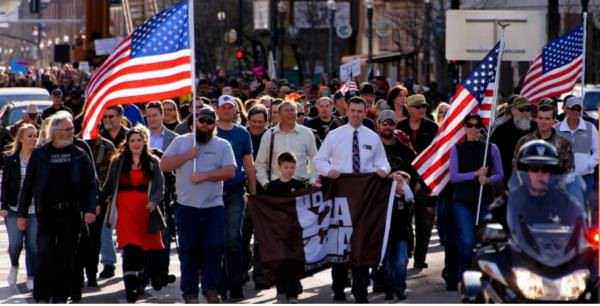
[568,106,582,112]
[198,117,215,125]
[465,122,481,129]
[380,119,396,126]
[57,127,74,132]
[528,165,551,173]
[412,105,427,110]
[517,106,532,112]
[103,114,115,119]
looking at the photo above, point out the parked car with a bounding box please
[0,87,51,111]
[0,100,52,130]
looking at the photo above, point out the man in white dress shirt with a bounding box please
[313,96,391,303]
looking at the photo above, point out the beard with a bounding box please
[380,130,394,139]
[54,137,73,148]
[513,116,531,131]
[196,128,214,144]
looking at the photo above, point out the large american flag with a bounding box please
[520,26,584,104]
[81,1,192,139]
[411,43,501,195]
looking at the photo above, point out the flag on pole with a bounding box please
[411,42,502,195]
[520,26,584,104]
[81,0,192,140]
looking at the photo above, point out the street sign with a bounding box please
[94,37,122,56]
[446,10,546,61]
[339,59,360,82]
[253,0,270,30]
[336,23,352,39]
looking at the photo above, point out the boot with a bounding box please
[99,264,115,279]
[124,274,139,303]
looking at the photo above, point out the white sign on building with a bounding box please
[446,10,546,62]
[253,0,270,30]
[293,1,350,29]
[339,59,361,82]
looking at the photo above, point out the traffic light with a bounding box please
[235,48,244,61]
[30,0,41,14]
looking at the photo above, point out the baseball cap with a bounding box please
[197,107,216,120]
[378,110,397,123]
[512,96,531,109]
[26,104,39,114]
[406,94,428,107]
[217,95,236,107]
[565,96,583,109]
[375,99,391,112]
[52,88,63,97]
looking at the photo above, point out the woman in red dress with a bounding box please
[100,126,164,303]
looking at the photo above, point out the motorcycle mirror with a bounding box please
[482,223,507,243]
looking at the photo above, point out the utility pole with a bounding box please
[548,0,560,41]
[366,0,373,80]
[423,0,432,84]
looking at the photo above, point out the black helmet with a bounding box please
[516,140,560,172]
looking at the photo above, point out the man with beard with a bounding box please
[490,95,537,182]
[17,112,97,303]
[161,106,236,303]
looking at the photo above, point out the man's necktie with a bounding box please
[352,130,360,173]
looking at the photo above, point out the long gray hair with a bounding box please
[44,111,73,144]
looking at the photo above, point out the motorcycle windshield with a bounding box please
[506,172,587,268]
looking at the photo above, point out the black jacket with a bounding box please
[490,119,536,183]
[17,143,97,218]
[396,118,438,154]
[1,153,22,211]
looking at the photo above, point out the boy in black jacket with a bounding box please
[264,152,306,303]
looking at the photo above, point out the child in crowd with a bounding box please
[264,152,306,303]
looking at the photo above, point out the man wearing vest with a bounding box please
[556,96,598,214]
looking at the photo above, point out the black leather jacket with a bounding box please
[17,143,97,218]
[1,153,23,211]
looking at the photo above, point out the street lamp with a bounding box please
[217,11,227,69]
[277,1,288,78]
[327,0,336,77]
[365,0,374,80]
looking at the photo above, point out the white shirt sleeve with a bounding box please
[313,132,334,176]
[306,130,319,183]
[255,129,272,187]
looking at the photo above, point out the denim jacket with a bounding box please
[17,143,98,218]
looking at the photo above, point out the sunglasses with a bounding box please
[517,106,532,112]
[529,165,551,173]
[198,117,215,125]
[412,105,427,110]
[465,122,482,129]
[103,114,116,119]
[27,113,38,119]
[380,119,396,126]
[568,106,582,112]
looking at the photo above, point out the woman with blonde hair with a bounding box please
[0,124,38,290]
[433,102,450,124]
[100,125,164,302]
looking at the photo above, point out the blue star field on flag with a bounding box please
[541,26,583,73]
[462,42,500,103]
[130,0,189,58]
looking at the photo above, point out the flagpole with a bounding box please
[475,23,507,226]
[581,12,587,97]
[187,0,198,171]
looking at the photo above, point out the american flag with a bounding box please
[81,1,192,139]
[411,43,501,195]
[520,26,584,104]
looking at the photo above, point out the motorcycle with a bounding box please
[461,171,599,303]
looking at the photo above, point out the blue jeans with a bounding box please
[383,241,408,293]
[5,211,37,276]
[175,204,225,296]
[100,225,117,265]
[453,202,478,277]
[221,187,246,290]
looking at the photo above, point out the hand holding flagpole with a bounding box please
[475,22,508,226]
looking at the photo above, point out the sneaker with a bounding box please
[276,294,287,303]
[182,294,199,304]
[26,277,34,291]
[98,264,115,279]
[287,297,299,304]
[204,290,221,303]
[413,262,428,269]
[7,266,17,286]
